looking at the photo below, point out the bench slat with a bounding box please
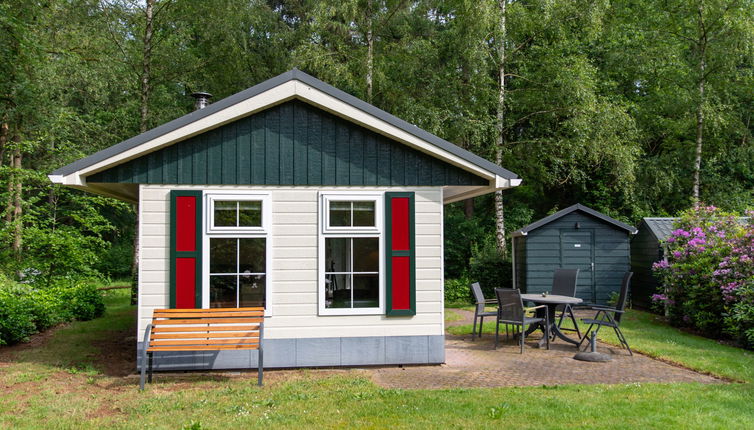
[150,338,259,347]
[151,332,258,340]
[155,307,264,313]
[148,344,260,351]
[152,324,260,333]
[151,317,263,325]
[153,311,264,318]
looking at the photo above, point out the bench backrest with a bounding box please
[147,307,264,352]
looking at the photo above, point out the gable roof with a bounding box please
[641,217,678,241]
[51,69,517,183]
[512,203,638,237]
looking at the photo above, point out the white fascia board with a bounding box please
[294,81,497,181]
[443,175,522,204]
[48,173,85,186]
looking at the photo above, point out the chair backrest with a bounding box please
[495,288,524,322]
[551,268,579,297]
[470,282,486,313]
[614,272,633,323]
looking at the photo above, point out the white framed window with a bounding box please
[319,191,383,315]
[203,192,271,312]
[321,193,381,234]
[206,193,270,234]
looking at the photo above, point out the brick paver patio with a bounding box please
[370,309,722,389]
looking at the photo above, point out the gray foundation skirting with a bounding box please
[137,335,445,371]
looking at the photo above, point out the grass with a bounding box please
[444,309,464,322]
[1,291,753,429]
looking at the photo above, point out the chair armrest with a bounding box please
[589,305,624,313]
[527,305,547,311]
[484,299,498,304]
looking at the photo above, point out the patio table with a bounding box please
[520,294,583,347]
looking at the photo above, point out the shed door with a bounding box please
[560,230,595,303]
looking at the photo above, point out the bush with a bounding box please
[469,238,512,300]
[652,205,754,348]
[0,287,37,346]
[444,277,473,305]
[0,281,106,346]
[59,283,105,321]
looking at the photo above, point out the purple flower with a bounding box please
[653,260,670,270]
[672,229,691,238]
[651,293,668,302]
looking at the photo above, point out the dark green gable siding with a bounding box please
[521,212,631,305]
[88,100,487,186]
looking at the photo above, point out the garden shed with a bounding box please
[630,217,676,309]
[511,204,637,305]
[48,69,520,371]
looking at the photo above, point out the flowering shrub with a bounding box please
[652,205,754,349]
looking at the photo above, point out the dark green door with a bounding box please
[560,230,596,303]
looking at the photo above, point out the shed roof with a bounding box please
[641,216,750,241]
[642,218,678,241]
[512,203,638,237]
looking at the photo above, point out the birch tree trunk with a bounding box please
[10,134,22,260]
[140,0,154,134]
[366,0,374,103]
[692,2,706,205]
[494,0,507,258]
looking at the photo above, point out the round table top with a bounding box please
[520,294,583,305]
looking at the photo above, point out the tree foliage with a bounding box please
[0,0,751,287]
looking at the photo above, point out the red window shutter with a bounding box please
[170,190,203,309]
[385,192,415,316]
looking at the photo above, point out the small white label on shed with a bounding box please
[574,244,581,248]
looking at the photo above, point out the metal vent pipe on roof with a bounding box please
[190,92,213,110]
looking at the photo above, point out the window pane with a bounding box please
[325,238,351,272]
[210,238,237,273]
[353,238,379,272]
[238,200,262,227]
[240,274,265,307]
[353,274,379,308]
[214,201,237,226]
[239,238,265,274]
[329,201,351,227]
[325,274,351,308]
[353,201,375,226]
[210,275,236,308]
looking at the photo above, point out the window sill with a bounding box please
[318,308,383,316]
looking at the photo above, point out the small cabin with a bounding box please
[630,218,676,309]
[512,204,637,305]
[49,69,520,371]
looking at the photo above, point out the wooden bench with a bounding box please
[139,307,264,390]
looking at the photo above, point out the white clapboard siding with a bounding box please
[137,185,444,340]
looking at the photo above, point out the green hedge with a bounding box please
[0,282,105,346]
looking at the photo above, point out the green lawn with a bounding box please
[1,290,753,429]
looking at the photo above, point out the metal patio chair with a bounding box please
[494,288,549,353]
[578,272,634,355]
[551,268,581,339]
[470,282,498,339]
